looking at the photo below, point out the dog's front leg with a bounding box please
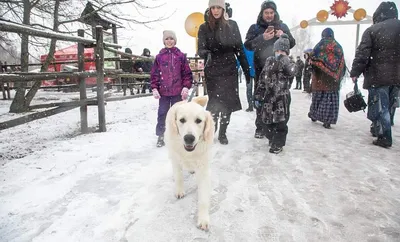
[172,162,185,199]
[195,168,210,231]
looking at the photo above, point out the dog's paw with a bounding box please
[197,218,209,231]
[175,190,185,199]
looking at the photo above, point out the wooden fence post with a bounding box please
[112,24,121,92]
[78,29,88,133]
[95,26,106,132]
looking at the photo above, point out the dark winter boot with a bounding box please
[323,123,331,129]
[156,135,165,147]
[212,112,219,133]
[372,137,392,148]
[254,129,264,139]
[218,112,231,145]
[218,124,228,145]
[308,112,317,122]
[246,105,254,112]
[269,144,283,154]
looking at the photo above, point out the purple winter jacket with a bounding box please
[150,47,193,96]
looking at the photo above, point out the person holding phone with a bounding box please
[244,0,296,139]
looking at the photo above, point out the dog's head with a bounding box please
[166,96,214,152]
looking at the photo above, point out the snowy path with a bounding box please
[1,81,399,242]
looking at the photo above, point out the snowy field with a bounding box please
[0,79,399,242]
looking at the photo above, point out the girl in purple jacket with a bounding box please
[150,30,193,147]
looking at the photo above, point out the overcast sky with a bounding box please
[117,0,397,61]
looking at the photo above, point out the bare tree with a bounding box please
[290,19,313,59]
[1,0,170,113]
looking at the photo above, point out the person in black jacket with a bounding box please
[198,0,250,145]
[350,1,400,148]
[294,56,304,90]
[303,49,313,93]
[120,48,134,95]
[134,48,153,93]
[244,0,295,139]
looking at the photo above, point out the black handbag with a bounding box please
[344,82,367,112]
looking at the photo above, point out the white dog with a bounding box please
[164,96,214,230]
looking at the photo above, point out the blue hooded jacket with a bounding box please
[237,45,255,78]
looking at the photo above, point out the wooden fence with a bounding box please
[0,19,206,132]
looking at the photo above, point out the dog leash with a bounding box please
[187,83,199,102]
[187,52,210,102]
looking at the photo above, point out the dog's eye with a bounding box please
[195,118,202,124]
[179,118,186,123]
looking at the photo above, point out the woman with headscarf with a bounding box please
[197,0,250,145]
[308,28,345,129]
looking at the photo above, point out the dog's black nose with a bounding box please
[184,134,195,144]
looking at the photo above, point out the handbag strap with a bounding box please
[353,80,359,93]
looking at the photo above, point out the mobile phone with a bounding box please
[266,26,274,33]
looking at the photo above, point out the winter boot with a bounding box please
[156,135,165,147]
[211,112,219,133]
[373,136,392,148]
[323,123,331,129]
[269,144,283,154]
[218,124,228,145]
[254,129,264,139]
[218,113,231,145]
[246,105,254,112]
[308,112,317,122]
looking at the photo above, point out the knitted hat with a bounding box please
[209,0,225,9]
[273,33,290,55]
[261,0,277,12]
[163,30,177,44]
[208,0,229,20]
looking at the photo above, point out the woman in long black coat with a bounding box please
[198,0,250,145]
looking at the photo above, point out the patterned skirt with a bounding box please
[309,91,340,124]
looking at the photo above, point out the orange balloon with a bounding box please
[185,12,205,37]
[300,20,309,29]
[317,10,329,22]
[354,8,367,21]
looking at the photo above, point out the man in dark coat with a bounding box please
[350,1,400,148]
[294,56,304,90]
[134,48,153,93]
[244,0,296,138]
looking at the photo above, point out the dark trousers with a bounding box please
[254,68,263,132]
[142,78,151,94]
[246,77,254,107]
[265,122,289,147]
[156,95,182,136]
[389,86,399,126]
[295,76,302,89]
[289,77,294,89]
[303,75,311,92]
[264,93,291,147]
[367,86,393,143]
[211,112,231,134]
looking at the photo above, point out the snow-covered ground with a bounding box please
[0,80,399,242]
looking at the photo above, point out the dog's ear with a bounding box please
[166,104,179,136]
[203,111,214,143]
[192,96,208,107]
